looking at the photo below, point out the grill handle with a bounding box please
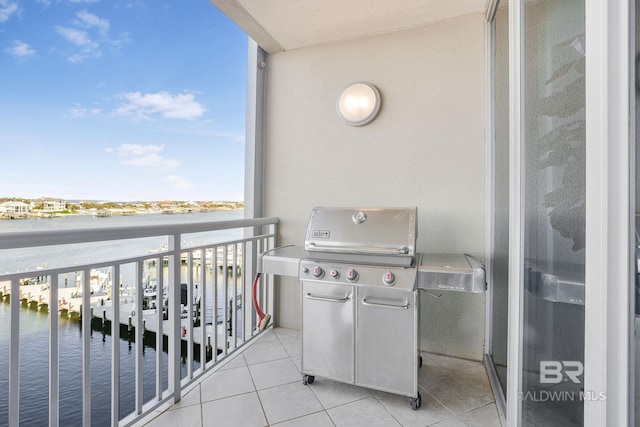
[304,293,351,303]
[306,242,410,255]
[361,298,410,310]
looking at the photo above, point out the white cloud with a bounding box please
[115,144,180,169]
[68,104,101,118]
[4,40,36,58]
[55,11,123,63]
[115,91,206,120]
[164,175,192,190]
[55,26,93,46]
[75,10,109,34]
[0,1,18,23]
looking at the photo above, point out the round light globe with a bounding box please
[336,82,381,126]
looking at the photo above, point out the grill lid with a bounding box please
[304,207,417,266]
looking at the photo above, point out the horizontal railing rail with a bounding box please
[0,216,279,250]
[0,217,279,427]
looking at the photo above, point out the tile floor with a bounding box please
[136,328,503,427]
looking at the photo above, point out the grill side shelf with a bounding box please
[258,246,308,277]
[417,253,486,293]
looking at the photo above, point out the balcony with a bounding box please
[0,216,500,426]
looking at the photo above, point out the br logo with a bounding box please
[540,361,583,384]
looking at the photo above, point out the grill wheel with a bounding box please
[411,392,422,410]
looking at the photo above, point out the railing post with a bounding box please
[199,249,208,371]
[49,274,59,427]
[243,240,253,340]
[135,262,144,415]
[155,258,163,402]
[187,252,194,380]
[111,264,120,426]
[267,223,277,325]
[9,278,20,427]
[82,269,91,426]
[168,234,182,403]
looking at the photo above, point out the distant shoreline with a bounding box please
[0,199,244,220]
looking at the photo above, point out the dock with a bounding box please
[0,281,236,353]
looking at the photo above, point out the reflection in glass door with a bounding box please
[520,0,585,425]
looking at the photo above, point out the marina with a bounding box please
[0,270,241,354]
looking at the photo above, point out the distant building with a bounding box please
[0,201,31,214]
[31,197,66,212]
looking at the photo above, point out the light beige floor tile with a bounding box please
[371,388,455,427]
[258,382,324,425]
[171,384,201,409]
[218,353,247,370]
[254,329,278,342]
[309,377,371,409]
[459,403,502,427]
[243,338,290,365]
[272,411,335,427]
[426,353,482,372]
[291,355,302,372]
[249,357,302,390]
[420,354,454,384]
[201,392,267,427]
[429,417,469,427]
[273,327,301,340]
[457,365,493,397]
[200,365,255,402]
[144,404,201,427]
[279,336,302,358]
[421,373,494,415]
[327,397,401,427]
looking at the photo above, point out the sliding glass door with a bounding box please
[488,0,589,424]
[489,0,635,425]
[520,1,586,424]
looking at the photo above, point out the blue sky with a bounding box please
[0,0,247,202]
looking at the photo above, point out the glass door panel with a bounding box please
[635,1,640,421]
[521,0,585,425]
[491,1,509,399]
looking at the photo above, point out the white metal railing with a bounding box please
[0,217,278,427]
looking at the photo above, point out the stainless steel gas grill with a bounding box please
[257,206,487,411]
[300,207,422,409]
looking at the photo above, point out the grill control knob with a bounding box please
[383,271,396,286]
[312,266,324,278]
[330,269,339,279]
[346,268,359,282]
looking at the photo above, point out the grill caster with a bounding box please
[410,392,422,410]
[303,375,315,385]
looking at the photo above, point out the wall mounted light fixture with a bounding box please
[336,82,381,126]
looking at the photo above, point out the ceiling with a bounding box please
[208,0,489,53]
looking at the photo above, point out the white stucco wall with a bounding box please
[263,13,486,360]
